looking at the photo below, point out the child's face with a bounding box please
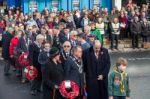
[118,64,127,72]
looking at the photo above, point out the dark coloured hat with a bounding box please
[49,47,60,57]
[88,34,96,38]
[77,33,86,38]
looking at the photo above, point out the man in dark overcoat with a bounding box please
[28,34,45,95]
[83,40,111,99]
[64,46,84,99]
[2,27,14,75]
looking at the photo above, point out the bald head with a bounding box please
[94,40,101,47]
[93,40,101,52]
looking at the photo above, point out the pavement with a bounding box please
[0,38,150,99]
[0,51,150,99]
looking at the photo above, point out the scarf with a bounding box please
[114,68,127,94]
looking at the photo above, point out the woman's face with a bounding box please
[55,54,60,61]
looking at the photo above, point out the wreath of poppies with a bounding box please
[18,52,29,67]
[59,80,79,99]
[24,66,38,80]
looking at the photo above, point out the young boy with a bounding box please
[108,57,130,99]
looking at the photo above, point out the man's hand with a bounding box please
[109,96,113,99]
[10,55,13,58]
[97,75,103,80]
[54,85,59,89]
[126,97,130,99]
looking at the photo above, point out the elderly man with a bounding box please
[60,41,72,66]
[64,46,84,99]
[70,30,78,47]
[83,40,111,99]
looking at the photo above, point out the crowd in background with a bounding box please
[1,0,149,99]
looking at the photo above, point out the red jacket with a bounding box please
[9,37,19,57]
[48,22,53,29]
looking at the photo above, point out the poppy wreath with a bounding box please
[18,52,29,67]
[59,80,79,99]
[24,66,38,80]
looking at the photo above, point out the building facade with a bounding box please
[4,0,112,13]
[2,0,150,14]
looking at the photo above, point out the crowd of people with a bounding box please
[2,0,150,99]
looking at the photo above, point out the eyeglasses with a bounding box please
[73,35,77,37]
[95,47,100,50]
[63,45,71,48]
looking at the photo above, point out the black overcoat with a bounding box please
[2,32,13,60]
[64,57,84,96]
[43,60,64,99]
[83,47,111,99]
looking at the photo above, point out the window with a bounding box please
[52,0,59,8]
[51,0,59,12]
[29,0,37,12]
[72,0,80,10]
[93,0,100,10]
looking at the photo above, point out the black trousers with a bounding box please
[142,35,148,42]
[31,67,42,91]
[113,96,126,99]
[111,34,119,49]
[43,85,64,99]
[132,34,139,48]
[4,59,11,74]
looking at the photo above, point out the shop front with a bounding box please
[6,0,112,13]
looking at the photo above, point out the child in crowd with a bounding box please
[109,57,130,99]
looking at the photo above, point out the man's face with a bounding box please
[89,37,95,43]
[74,47,82,59]
[41,29,47,34]
[93,42,101,53]
[64,29,70,35]
[53,29,59,36]
[71,34,77,40]
[84,28,90,34]
[37,39,44,45]
[63,42,71,53]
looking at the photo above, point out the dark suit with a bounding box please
[2,32,13,60]
[60,50,71,68]
[64,56,84,98]
[59,32,68,45]
[46,34,53,44]
[16,37,28,54]
[43,60,64,99]
[2,32,13,74]
[28,42,42,91]
[83,47,111,99]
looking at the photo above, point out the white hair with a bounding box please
[36,34,45,41]
[70,30,78,35]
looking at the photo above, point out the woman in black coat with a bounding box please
[28,34,45,95]
[43,47,64,99]
[2,28,14,75]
